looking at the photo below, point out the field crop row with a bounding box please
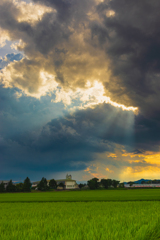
[0,189,160,202]
[0,201,160,240]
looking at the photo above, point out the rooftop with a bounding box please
[0,180,10,184]
[55,179,76,182]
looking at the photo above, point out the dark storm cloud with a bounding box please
[0,2,71,55]
[134,113,160,151]
[92,0,160,117]
[0,0,93,55]
[1,88,160,180]
[33,0,72,22]
[1,0,160,118]
[32,104,160,153]
[30,0,93,56]
[0,85,64,138]
[33,0,93,23]
[33,13,71,55]
[0,101,131,179]
[0,85,67,180]
[1,0,160,180]
[10,103,134,152]
[1,92,159,163]
[0,103,135,173]
[0,0,102,95]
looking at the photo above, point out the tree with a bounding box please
[78,183,85,189]
[49,179,57,189]
[112,179,120,188]
[100,179,112,189]
[58,182,65,189]
[152,179,157,184]
[0,181,5,193]
[119,182,124,188]
[37,177,48,191]
[147,181,152,184]
[87,178,99,190]
[152,179,160,184]
[107,179,113,188]
[128,181,134,187]
[23,177,32,192]
[6,180,16,192]
[16,183,24,192]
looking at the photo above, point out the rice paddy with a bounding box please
[0,189,160,239]
[0,189,160,202]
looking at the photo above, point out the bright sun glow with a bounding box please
[0,28,10,47]
[53,80,138,113]
[13,0,54,23]
[1,61,138,112]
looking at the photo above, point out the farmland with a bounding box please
[0,189,160,202]
[0,189,160,240]
[0,201,160,240]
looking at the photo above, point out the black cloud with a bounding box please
[1,86,160,180]
[92,0,160,117]
[1,0,160,180]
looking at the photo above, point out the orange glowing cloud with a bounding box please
[120,166,160,182]
[108,149,160,181]
[84,163,113,180]
[83,148,160,182]
[106,168,114,173]
[122,150,160,164]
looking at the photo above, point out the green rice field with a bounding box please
[0,189,160,202]
[0,201,160,240]
[1,189,160,239]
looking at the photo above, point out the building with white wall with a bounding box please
[55,174,79,189]
[124,184,160,188]
[0,181,10,189]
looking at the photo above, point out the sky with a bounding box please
[1,0,160,183]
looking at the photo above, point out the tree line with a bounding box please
[0,177,59,193]
[0,177,32,193]
[86,178,120,190]
[0,176,121,193]
[78,178,121,189]
[35,177,121,191]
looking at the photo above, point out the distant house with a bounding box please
[49,174,79,190]
[31,182,39,188]
[81,184,89,189]
[0,181,10,189]
[124,184,160,188]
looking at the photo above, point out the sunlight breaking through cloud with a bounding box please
[52,80,138,112]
